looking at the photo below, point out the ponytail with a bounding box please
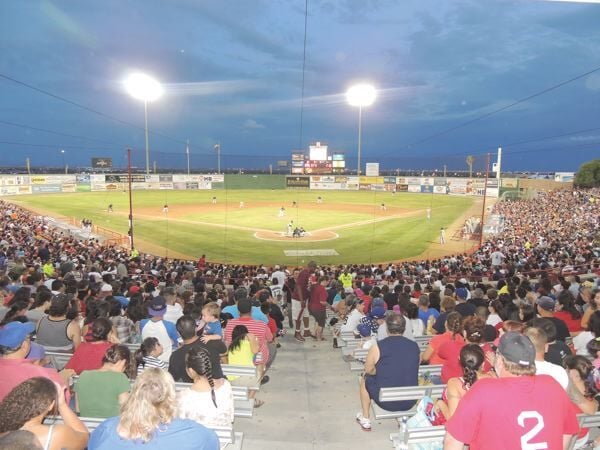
[228,325,249,354]
[185,347,217,408]
[135,337,159,369]
[446,312,463,340]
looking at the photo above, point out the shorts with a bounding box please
[365,375,416,412]
[309,308,326,327]
[291,299,309,321]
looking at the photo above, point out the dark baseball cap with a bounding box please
[148,296,167,317]
[536,296,555,312]
[498,332,535,367]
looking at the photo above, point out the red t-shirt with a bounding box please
[292,269,311,302]
[0,358,69,402]
[225,317,273,365]
[64,341,112,375]
[554,311,583,333]
[438,338,465,383]
[428,332,465,365]
[309,284,327,312]
[446,375,579,450]
[266,316,277,335]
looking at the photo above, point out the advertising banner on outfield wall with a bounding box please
[159,183,173,190]
[421,177,434,186]
[310,176,336,183]
[32,185,61,193]
[371,184,386,191]
[407,177,420,185]
[446,178,473,195]
[159,175,173,182]
[421,185,434,193]
[311,182,344,190]
[434,178,447,186]
[434,185,447,194]
[0,186,18,195]
[384,183,396,192]
[61,184,76,192]
[384,176,397,184]
[359,176,384,185]
[502,178,518,188]
[397,184,408,192]
[408,185,421,193]
[286,176,310,188]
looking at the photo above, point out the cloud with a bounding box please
[242,119,266,129]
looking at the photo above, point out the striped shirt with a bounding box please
[224,317,272,365]
[137,355,167,375]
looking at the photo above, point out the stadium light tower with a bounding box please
[124,72,163,174]
[60,149,66,174]
[346,84,376,176]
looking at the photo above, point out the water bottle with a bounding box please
[397,415,409,450]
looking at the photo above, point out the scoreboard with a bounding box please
[290,144,345,174]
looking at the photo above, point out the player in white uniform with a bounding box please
[278,207,286,217]
[440,227,446,244]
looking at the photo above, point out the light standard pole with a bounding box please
[346,84,376,176]
[60,149,66,174]
[124,73,163,175]
[214,143,221,174]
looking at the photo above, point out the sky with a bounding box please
[0,0,599,172]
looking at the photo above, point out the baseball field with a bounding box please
[12,189,480,265]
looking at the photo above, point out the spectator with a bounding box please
[524,326,569,389]
[356,314,419,431]
[486,299,504,327]
[444,332,579,449]
[405,303,424,337]
[0,321,71,401]
[563,356,599,447]
[308,276,328,341]
[454,287,475,317]
[177,347,234,428]
[140,296,178,364]
[554,290,583,335]
[107,298,135,344]
[221,287,268,323]
[26,289,52,326]
[135,337,167,375]
[432,296,456,334]
[574,310,600,356]
[535,296,570,342]
[227,324,264,406]
[88,368,219,449]
[339,296,365,334]
[75,345,133,418]
[529,317,573,365]
[35,294,81,352]
[224,297,274,369]
[0,377,88,450]
[435,344,493,421]
[200,302,222,340]
[579,288,600,329]
[422,312,464,367]
[162,287,184,324]
[439,316,492,383]
[169,315,226,383]
[0,430,43,449]
[65,318,117,375]
[417,295,439,332]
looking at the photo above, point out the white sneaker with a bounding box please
[355,412,371,432]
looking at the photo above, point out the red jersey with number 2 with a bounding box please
[446,374,579,450]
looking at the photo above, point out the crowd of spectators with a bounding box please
[0,188,598,448]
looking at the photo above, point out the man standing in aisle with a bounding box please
[292,260,317,342]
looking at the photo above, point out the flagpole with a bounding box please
[215,143,221,174]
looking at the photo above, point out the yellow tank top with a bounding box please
[227,339,254,381]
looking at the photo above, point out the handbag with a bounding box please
[403,396,443,450]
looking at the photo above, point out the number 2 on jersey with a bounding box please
[518,411,548,450]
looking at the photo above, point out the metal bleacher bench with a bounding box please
[373,384,446,420]
[390,425,447,449]
[388,411,600,450]
[44,416,243,449]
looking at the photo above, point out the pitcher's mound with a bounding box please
[254,230,339,242]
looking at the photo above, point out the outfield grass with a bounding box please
[13,190,474,265]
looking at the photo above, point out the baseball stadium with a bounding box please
[2,1,600,450]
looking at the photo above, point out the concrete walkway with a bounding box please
[235,327,399,450]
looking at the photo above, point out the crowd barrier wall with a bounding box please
[0,174,570,198]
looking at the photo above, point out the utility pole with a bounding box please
[186,140,190,175]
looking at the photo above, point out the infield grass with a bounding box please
[12,189,474,265]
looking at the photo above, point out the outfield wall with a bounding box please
[0,174,571,198]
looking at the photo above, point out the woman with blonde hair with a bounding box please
[0,377,89,450]
[88,368,219,450]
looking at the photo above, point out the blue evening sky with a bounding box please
[0,0,599,172]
